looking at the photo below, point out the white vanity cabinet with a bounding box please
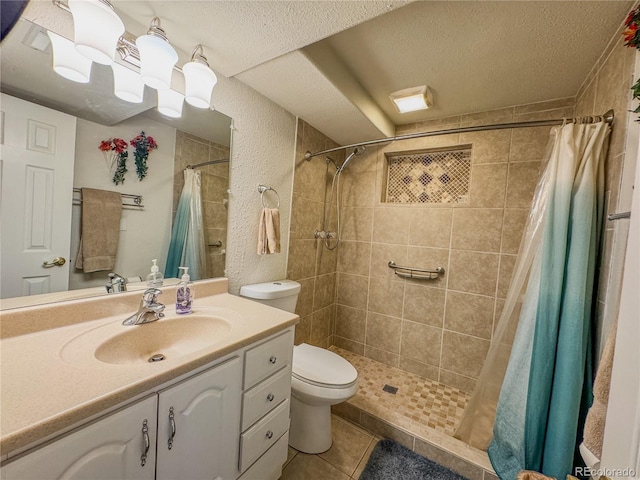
[1,396,158,480]
[238,329,293,480]
[156,356,242,480]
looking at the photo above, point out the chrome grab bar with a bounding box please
[388,261,445,280]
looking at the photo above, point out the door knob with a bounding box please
[42,257,66,268]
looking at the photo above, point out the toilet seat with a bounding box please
[292,343,357,388]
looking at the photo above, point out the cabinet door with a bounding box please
[1,396,157,480]
[156,357,242,480]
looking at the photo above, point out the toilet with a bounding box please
[240,280,358,454]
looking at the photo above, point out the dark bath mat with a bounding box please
[359,439,470,480]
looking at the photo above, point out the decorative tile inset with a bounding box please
[385,148,471,204]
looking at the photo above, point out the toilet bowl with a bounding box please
[239,280,359,454]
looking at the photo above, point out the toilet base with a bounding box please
[288,395,332,454]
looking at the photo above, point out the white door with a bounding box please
[0,93,76,299]
[156,357,242,480]
[1,396,157,480]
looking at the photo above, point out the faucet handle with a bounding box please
[142,288,162,305]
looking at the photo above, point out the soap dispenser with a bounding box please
[176,266,193,314]
[146,259,164,287]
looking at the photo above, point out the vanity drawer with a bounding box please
[243,330,293,389]
[237,431,288,480]
[239,399,290,472]
[242,366,291,431]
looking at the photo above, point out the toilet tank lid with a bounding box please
[239,280,301,300]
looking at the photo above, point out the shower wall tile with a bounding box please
[333,335,365,355]
[451,209,503,253]
[513,106,575,122]
[448,251,499,297]
[506,161,541,208]
[316,243,338,276]
[406,247,450,290]
[441,331,490,379]
[400,320,442,366]
[460,107,514,127]
[287,238,317,280]
[513,97,575,115]
[399,357,440,382]
[444,292,494,340]
[497,255,517,299]
[408,208,453,248]
[337,273,369,310]
[466,163,508,208]
[370,243,408,281]
[364,345,400,368]
[296,277,315,318]
[460,129,511,164]
[509,126,551,163]
[335,305,366,343]
[403,284,446,327]
[311,306,333,346]
[337,241,371,276]
[367,277,404,317]
[313,273,336,310]
[290,198,323,240]
[439,370,477,395]
[340,207,374,242]
[342,170,378,207]
[366,312,402,353]
[295,315,311,345]
[410,115,462,133]
[501,209,528,254]
[372,207,412,244]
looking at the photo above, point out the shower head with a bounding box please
[338,146,366,173]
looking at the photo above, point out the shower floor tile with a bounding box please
[329,346,470,436]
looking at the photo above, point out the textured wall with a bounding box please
[173,132,230,279]
[575,24,637,361]
[288,120,345,347]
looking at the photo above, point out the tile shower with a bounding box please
[288,25,633,475]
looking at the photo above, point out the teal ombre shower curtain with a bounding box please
[166,168,207,280]
[455,120,609,480]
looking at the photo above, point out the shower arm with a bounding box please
[304,110,614,160]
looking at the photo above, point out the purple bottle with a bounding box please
[176,267,193,314]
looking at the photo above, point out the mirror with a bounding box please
[0,19,232,308]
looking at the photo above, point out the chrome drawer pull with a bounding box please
[267,393,275,402]
[168,406,176,450]
[269,356,277,364]
[266,430,274,439]
[141,419,150,467]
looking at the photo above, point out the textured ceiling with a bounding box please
[5,1,634,146]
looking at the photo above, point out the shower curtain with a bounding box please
[166,168,207,280]
[455,120,610,480]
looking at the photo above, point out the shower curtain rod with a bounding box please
[304,109,614,159]
[186,158,229,169]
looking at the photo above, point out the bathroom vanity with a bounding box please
[0,279,297,480]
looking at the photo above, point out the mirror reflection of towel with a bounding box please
[75,188,122,272]
[257,207,280,255]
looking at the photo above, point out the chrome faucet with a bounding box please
[122,288,165,326]
[106,272,127,293]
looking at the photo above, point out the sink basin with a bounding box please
[59,308,242,366]
[94,315,232,365]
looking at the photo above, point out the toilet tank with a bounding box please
[239,280,301,313]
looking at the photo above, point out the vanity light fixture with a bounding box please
[183,45,218,109]
[47,31,92,83]
[135,17,178,91]
[68,0,124,65]
[157,88,185,118]
[111,62,145,103]
[389,85,433,113]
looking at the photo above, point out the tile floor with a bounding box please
[281,414,381,480]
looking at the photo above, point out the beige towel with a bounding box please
[582,324,617,459]
[75,188,122,272]
[257,208,280,255]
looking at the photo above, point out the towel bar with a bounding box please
[388,261,445,280]
[258,184,280,208]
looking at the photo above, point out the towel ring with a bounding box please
[258,184,280,208]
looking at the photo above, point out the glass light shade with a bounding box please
[389,86,433,113]
[47,31,92,83]
[68,0,124,65]
[183,61,217,108]
[157,89,184,118]
[111,63,144,103]
[136,34,178,90]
